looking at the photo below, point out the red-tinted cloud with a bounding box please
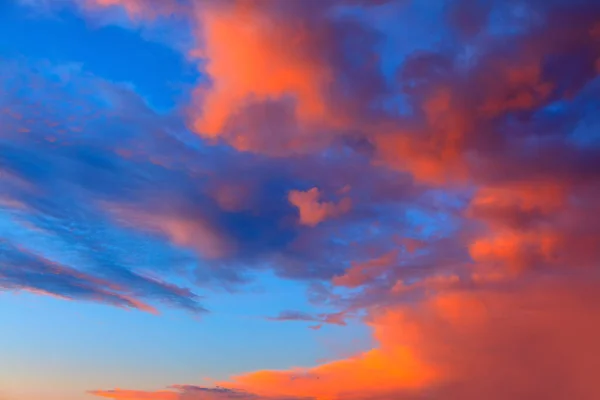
[93,274,600,399]
[191,1,332,138]
[103,202,234,260]
[184,0,387,155]
[332,251,397,288]
[90,389,178,400]
[288,188,351,227]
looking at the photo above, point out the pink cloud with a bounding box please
[288,188,351,227]
[102,202,234,260]
[333,251,398,288]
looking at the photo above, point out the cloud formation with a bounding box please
[288,188,352,227]
[91,274,600,399]
[0,59,421,312]
[267,310,347,327]
[5,0,600,398]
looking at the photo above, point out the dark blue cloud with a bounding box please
[0,60,431,313]
[0,239,158,311]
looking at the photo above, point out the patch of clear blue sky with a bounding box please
[0,3,372,399]
[1,273,372,400]
[0,0,199,111]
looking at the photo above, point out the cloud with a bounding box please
[0,240,158,313]
[0,61,211,313]
[90,385,307,399]
[0,59,425,311]
[17,0,184,22]
[102,202,235,260]
[267,310,315,323]
[83,0,182,18]
[372,0,600,184]
[183,0,388,155]
[267,310,347,327]
[93,274,600,399]
[190,1,331,137]
[288,188,352,227]
[332,251,398,288]
[90,389,178,400]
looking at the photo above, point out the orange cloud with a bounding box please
[92,275,600,399]
[288,188,351,227]
[467,181,600,273]
[90,389,178,400]
[372,3,600,185]
[76,0,359,155]
[187,1,336,151]
[374,130,467,184]
[469,183,567,221]
[224,276,600,399]
[477,62,554,117]
[333,251,398,288]
[469,229,560,273]
[373,87,471,184]
[372,58,557,185]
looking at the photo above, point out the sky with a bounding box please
[0,0,599,399]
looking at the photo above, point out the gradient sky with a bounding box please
[1,1,600,399]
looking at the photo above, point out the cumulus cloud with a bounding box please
[92,274,600,399]
[184,0,390,155]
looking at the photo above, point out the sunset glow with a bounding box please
[1,1,599,399]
